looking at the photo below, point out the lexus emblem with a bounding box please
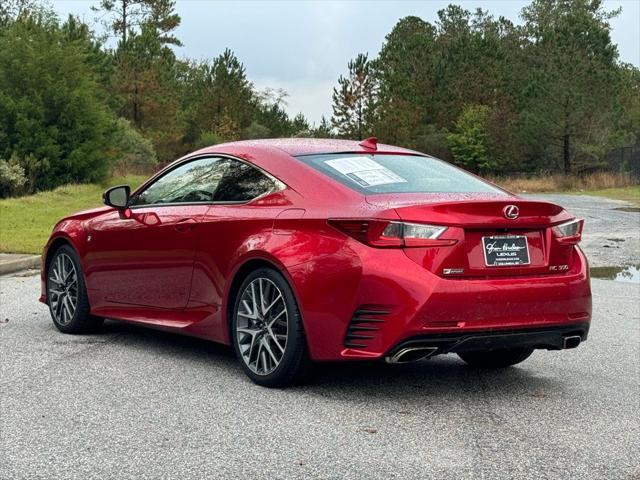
[503,205,519,220]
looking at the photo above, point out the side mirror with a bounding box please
[103,185,131,209]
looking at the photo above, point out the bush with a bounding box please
[447,105,499,173]
[0,155,27,198]
[0,13,118,192]
[242,121,271,139]
[413,124,453,162]
[111,119,158,175]
[193,131,222,149]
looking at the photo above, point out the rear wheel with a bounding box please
[47,245,103,334]
[458,347,534,368]
[231,268,309,387]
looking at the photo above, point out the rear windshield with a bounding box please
[295,153,505,195]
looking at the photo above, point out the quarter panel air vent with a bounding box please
[344,308,389,348]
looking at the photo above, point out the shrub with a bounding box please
[111,119,158,175]
[447,105,498,173]
[0,155,27,198]
[193,131,222,150]
[0,13,117,192]
[413,124,453,162]
[242,121,271,140]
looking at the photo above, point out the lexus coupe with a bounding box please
[41,138,591,387]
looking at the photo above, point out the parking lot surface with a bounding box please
[1,273,638,479]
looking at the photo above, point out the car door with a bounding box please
[85,156,228,310]
[187,157,285,311]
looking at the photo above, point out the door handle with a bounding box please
[174,218,197,232]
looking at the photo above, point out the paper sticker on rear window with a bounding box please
[325,157,406,187]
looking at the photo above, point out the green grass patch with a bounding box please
[582,186,640,207]
[0,175,145,254]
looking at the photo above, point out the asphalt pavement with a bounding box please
[1,273,638,479]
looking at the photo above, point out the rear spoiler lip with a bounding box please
[364,192,517,207]
[377,198,572,228]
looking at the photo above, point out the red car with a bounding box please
[40,138,591,387]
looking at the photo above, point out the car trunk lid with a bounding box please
[366,195,576,278]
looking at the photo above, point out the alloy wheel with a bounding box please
[48,253,78,326]
[236,277,288,375]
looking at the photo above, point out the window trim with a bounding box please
[128,153,286,209]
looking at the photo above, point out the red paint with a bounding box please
[40,139,592,361]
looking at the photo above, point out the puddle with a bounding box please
[590,265,640,283]
[613,207,640,213]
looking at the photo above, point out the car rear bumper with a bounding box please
[384,322,589,363]
[289,242,592,361]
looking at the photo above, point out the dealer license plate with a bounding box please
[482,235,530,267]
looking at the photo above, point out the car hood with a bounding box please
[62,205,112,221]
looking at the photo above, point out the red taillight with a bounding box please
[328,219,456,248]
[552,218,583,244]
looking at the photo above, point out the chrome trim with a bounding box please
[503,204,519,220]
[385,346,438,364]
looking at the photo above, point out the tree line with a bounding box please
[331,1,639,175]
[1,0,638,198]
[0,0,327,197]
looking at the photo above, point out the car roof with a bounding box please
[207,138,422,157]
[163,138,427,204]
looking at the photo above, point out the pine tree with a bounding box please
[331,53,377,139]
[93,0,147,44]
[313,116,333,138]
[144,0,182,47]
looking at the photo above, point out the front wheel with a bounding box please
[458,347,534,368]
[231,268,309,387]
[47,245,103,334]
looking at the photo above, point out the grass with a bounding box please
[0,175,145,254]
[489,171,637,193]
[491,172,640,206]
[585,186,640,206]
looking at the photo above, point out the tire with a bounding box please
[458,347,534,368]
[231,267,309,387]
[46,244,103,334]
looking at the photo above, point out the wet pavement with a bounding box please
[526,193,640,269]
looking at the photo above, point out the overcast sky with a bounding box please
[53,0,640,125]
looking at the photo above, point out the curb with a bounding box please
[0,255,41,275]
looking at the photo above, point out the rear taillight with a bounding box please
[552,218,583,244]
[328,219,455,248]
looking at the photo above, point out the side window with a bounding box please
[213,159,277,202]
[130,157,226,206]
